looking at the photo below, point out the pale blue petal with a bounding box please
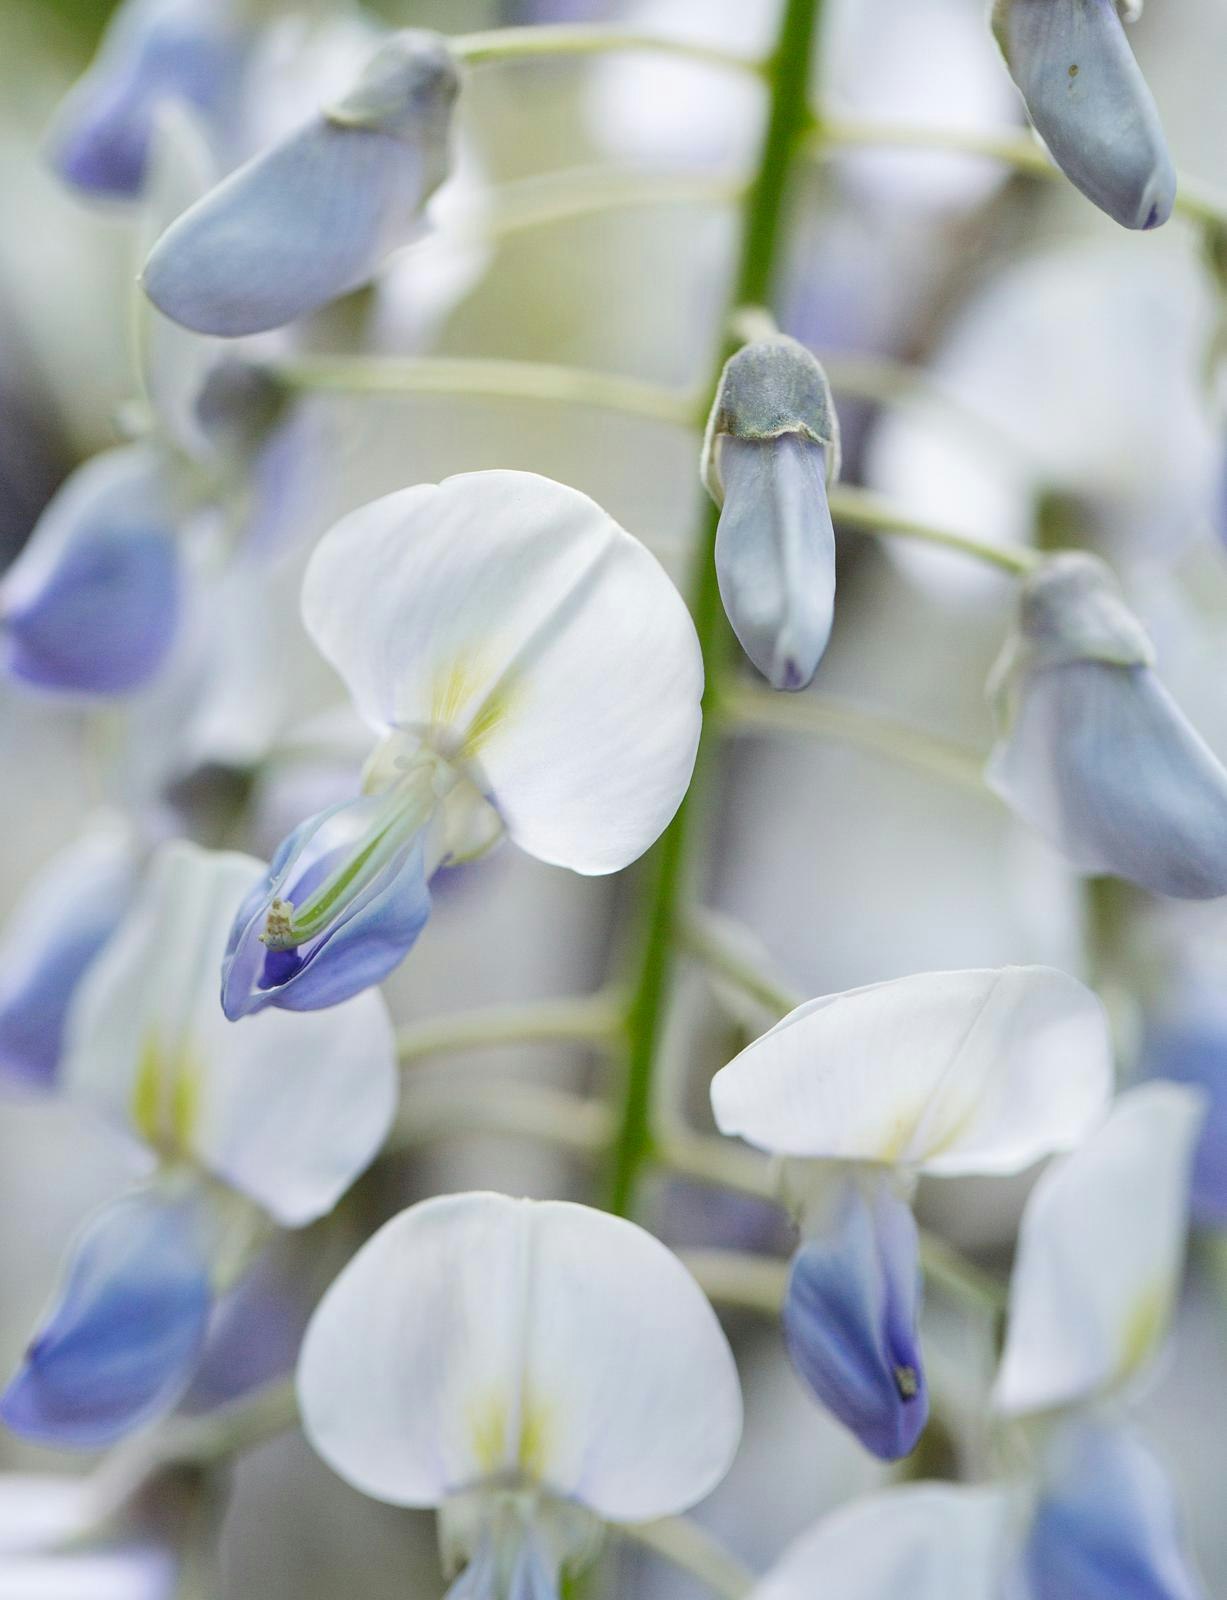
[1143,1016,1227,1227]
[0,1189,213,1448]
[49,0,245,199]
[1023,1420,1206,1599]
[782,1173,928,1461]
[715,434,836,692]
[142,33,458,336]
[987,662,1227,899]
[0,831,137,1092]
[995,0,1175,229]
[508,1543,560,1600]
[220,798,433,1019]
[0,446,182,696]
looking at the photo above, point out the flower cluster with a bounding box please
[0,0,1223,1597]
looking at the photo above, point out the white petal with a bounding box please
[301,471,703,874]
[0,1549,175,1600]
[711,966,1110,1174]
[749,1483,1010,1600]
[0,1476,96,1556]
[297,1192,742,1519]
[994,1082,1204,1416]
[62,840,397,1226]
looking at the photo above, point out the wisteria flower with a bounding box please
[988,553,1227,899]
[47,0,248,199]
[142,30,460,336]
[711,965,1111,1458]
[297,1191,742,1599]
[0,841,396,1447]
[702,336,841,691]
[221,470,703,1017]
[993,0,1175,229]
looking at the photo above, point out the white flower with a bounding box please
[297,1192,742,1598]
[223,470,703,1016]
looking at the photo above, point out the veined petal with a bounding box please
[141,31,459,336]
[0,446,182,696]
[1022,1419,1206,1600]
[0,824,137,1092]
[782,1169,927,1461]
[220,789,434,1018]
[711,966,1110,1174]
[297,1192,742,1520]
[993,0,1175,230]
[64,840,397,1226]
[301,472,704,875]
[714,435,836,691]
[0,1187,213,1448]
[987,661,1227,900]
[47,0,245,199]
[748,1482,1010,1600]
[994,1083,1203,1416]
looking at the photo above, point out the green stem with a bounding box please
[815,111,1227,232]
[276,355,698,428]
[388,1079,613,1156]
[451,24,763,77]
[679,907,802,1017]
[397,991,625,1064]
[723,683,989,793]
[608,0,827,1219]
[622,1518,755,1600]
[828,483,1039,575]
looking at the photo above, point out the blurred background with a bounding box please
[2,0,1227,1594]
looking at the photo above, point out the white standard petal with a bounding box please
[62,840,397,1226]
[749,1482,1010,1600]
[994,1082,1204,1416]
[297,1192,742,1520]
[301,471,704,875]
[710,966,1110,1174]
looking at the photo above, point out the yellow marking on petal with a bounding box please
[470,1393,510,1476]
[132,1031,164,1147]
[921,1098,979,1161]
[876,1109,922,1164]
[517,1393,553,1481]
[1118,1283,1168,1379]
[430,656,518,762]
[129,1030,201,1156]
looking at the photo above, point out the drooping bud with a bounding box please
[987,552,1227,899]
[1021,1420,1206,1600]
[0,445,183,696]
[0,1187,215,1449]
[142,30,461,336]
[702,336,840,692]
[992,0,1176,230]
[47,0,246,200]
[781,1166,928,1461]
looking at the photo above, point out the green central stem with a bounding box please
[608,0,825,1216]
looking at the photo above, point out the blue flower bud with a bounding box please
[1022,1420,1206,1600]
[0,446,183,696]
[0,1188,213,1448]
[781,1169,928,1461]
[988,553,1227,899]
[220,788,434,1019]
[703,337,840,691]
[0,829,137,1093]
[993,0,1176,230]
[1143,1009,1227,1227]
[142,30,460,336]
[48,0,246,200]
